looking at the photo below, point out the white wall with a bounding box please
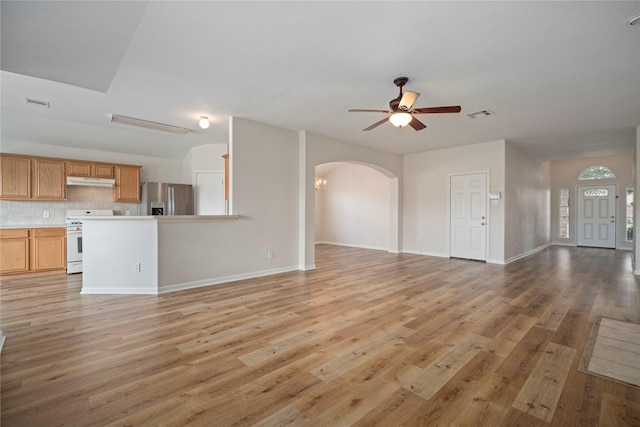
[403,139,506,263]
[182,143,227,183]
[82,219,158,294]
[504,142,551,262]
[229,117,300,272]
[550,153,633,250]
[315,163,391,251]
[0,140,184,183]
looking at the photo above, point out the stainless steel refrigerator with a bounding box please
[140,182,194,215]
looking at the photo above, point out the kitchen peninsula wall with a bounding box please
[0,186,139,227]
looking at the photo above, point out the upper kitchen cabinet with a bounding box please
[0,154,31,199]
[114,165,141,202]
[93,163,115,179]
[32,158,66,200]
[67,160,114,179]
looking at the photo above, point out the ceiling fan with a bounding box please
[348,77,461,131]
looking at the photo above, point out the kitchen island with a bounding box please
[80,215,264,294]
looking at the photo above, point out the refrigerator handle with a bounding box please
[169,186,175,215]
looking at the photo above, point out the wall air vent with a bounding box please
[25,98,50,108]
[467,109,494,119]
[110,114,191,135]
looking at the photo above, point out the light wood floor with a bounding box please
[1,245,640,426]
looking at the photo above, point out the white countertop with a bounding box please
[80,215,240,222]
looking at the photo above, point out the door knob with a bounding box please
[481,222,486,226]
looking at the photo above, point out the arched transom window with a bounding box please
[578,166,616,180]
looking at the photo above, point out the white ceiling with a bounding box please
[1,1,639,161]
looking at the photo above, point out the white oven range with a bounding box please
[65,209,113,274]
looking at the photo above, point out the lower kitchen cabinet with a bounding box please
[0,228,66,275]
[31,228,66,271]
[0,229,30,274]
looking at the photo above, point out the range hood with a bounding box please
[66,176,116,187]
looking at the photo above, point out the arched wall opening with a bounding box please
[314,162,393,252]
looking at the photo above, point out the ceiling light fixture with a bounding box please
[198,116,210,129]
[627,14,640,26]
[389,112,412,128]
[110,114,191,135]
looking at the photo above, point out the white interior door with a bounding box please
[450,173,487,261]
[195,172,224,215]
[577,185,616,248]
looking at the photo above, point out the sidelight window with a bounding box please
[559,188,570,238]
[626,186,634,242]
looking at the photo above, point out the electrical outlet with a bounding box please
[267,250,273,259]
[133,262,141,272]
[43,210,50,218]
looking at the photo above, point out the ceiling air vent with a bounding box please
[25,98,50,108]
[467,109,494,119]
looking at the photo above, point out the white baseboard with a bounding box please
[81,287,159,295]
[159,265,300,294]
[316,241,389,252]
[401,249,449,258]
[504,243,551,265]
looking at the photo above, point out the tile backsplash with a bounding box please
[0,186,140,227]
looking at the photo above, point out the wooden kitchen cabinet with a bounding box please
[0,155,31,199]
[66,160,92,177]
[0,228,66,275]
[93,163,114,178]
[0,229,30,274]
[31,228,66,272]
[67,160,114,179]
[32,158,66,200]
[114,165,141,202]
[222,154,229,201]
[0,153,142,201]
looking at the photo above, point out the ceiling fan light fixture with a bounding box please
[389,112,412,128]
[198,116,210,129]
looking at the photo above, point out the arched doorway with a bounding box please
[312,162,399,264]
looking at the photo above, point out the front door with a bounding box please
[450,173,487,261]
[577,185,616,248]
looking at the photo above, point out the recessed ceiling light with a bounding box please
[627,14,640,26]
[25,98,50,108]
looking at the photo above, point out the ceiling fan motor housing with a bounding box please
[391,77,409,111]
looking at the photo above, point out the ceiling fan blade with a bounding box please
[349,109,392,113]
[363,117,389,131]
[412,106,461,114]
[409,117,427,131]
[399,91,420,110]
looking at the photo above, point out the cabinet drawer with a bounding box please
[31,228,66,237]
[0,229,29,238]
